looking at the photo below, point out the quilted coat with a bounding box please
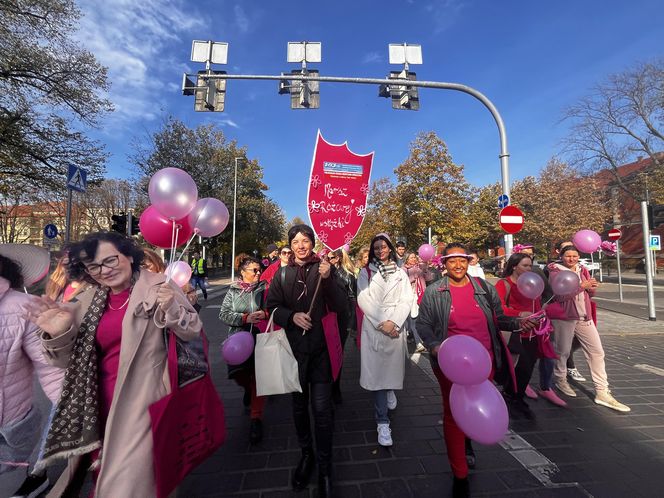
[0,277,63,428]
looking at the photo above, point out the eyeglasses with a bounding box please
[328,255,339,261]
[280,251,292,256]
[84,255,120,276]
[242,267,261,274]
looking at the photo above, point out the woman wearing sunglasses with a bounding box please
[260,245,292,290]
[24,231,202,497]
[219,254,269,444]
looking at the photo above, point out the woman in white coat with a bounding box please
[357,233,414,447]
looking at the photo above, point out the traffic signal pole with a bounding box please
[640,201,656,320]
[191,72,514,256]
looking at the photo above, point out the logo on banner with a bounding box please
[307,131,374,250]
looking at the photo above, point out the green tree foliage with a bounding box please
[0,0,112,191]
[131,118,285,264]
[353,177,400,250]
[394,131,476,246]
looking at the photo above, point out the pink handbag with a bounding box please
[149,332,226,498]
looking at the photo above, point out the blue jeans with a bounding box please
[539,357,555,390]
[406,316,423,344]
[373,390,390,424]
[190,276,207,298]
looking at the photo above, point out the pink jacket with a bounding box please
[0,278,64,427]
[546,263,596,321]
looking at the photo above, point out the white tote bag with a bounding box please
[254,310,302,396]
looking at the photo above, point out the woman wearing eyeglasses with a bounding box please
[219,254,268,444]
[24,231,202,497]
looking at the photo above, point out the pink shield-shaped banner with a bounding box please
[307,131,374,251]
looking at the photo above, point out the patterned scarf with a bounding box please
[236,279,259,294]
[34,284,109,472]
[374,259,398,280]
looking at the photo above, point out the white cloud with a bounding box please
[234,5,250,33]
[362,51,383,64]
[426,0,468,33]
[76,0,208,126]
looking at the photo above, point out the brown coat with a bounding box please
[41,270,202,498]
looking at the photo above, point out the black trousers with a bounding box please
[505,336,539,397]
[292,382,334,473]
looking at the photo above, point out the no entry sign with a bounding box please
[499,205,524,234]
[607,228,622,241]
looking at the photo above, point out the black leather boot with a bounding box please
[452,476,470,498]
[292,447,315,491]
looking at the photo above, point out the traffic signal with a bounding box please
[379,70,419,110]
[110,213,127,233]
[128,212,140,235]
[194,70,226,112]
[279,69,320,109]
[647,204,664,229]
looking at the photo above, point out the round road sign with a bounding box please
[499,205,524,234]
[607,228,622,241]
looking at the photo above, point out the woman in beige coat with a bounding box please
[25,232,202,497]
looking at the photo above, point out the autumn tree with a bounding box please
[353,177,401,251]
[467,182,503,251]
[394,131,476,246]
[563,59,664,202]
[0,0,112,192]
[131,118,285,263]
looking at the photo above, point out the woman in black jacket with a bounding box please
[265,224,347,498]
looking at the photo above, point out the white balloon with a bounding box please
[166,261,192,288]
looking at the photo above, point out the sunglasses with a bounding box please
[328,254,339,260]
[280,251,292,255]
[243,267,261,274]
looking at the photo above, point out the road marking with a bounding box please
[205,305,222,309]
[634,364,664,376]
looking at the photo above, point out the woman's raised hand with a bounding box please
[23,296,76,338]
[318,258,331,279]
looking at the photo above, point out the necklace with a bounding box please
[107,290,131,311]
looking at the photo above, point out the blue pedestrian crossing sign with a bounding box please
[67,165,87,192]
[44,224,58,239]
[498,194,509,209]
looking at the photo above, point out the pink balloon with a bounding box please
[139,205,194,248]
[573,229,601,254]
[165,261,192,288]
[551,270,579,296]
[516,271,545,300]
[343,243,351,253]
[418,243,435,262]
[450,380,509,445]
[221,332,255,365]
[438,335,492,386]
[188,198,229,237]
[148,168,198,219]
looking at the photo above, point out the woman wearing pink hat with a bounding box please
[0,245,63,498]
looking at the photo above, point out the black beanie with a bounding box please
[288,224,316,246]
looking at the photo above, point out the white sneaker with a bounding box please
[386,390,397,410]
[567,368,587,382]
[556,380,577,397]
[377,423,393,446]
[595,390,631,412]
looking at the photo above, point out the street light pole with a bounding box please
[230,157,242,281]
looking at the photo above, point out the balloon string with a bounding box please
[173,233,198,264]
[168,219,176,266]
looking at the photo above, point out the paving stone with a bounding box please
[376,457,425,477]
[359,478,411,497]
[240,469,290,490]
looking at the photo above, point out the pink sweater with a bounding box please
[0,279,64,427]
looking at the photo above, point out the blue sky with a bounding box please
[76,0,663,220]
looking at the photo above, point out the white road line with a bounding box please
[634,364,664,376]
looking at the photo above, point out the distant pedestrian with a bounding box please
[417,243,538,498]
[190,250,208,300]
[265,224,347,497]
[402,252,433,353]
[262,243,279,269]
[395,240,407,268]
[260,245,291,290]
[497,253,565,417]
[357,234,414,448]
[547,245,630,412]
[466,249,486,279]
[219,254,268,444]
[354,246,370,275]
